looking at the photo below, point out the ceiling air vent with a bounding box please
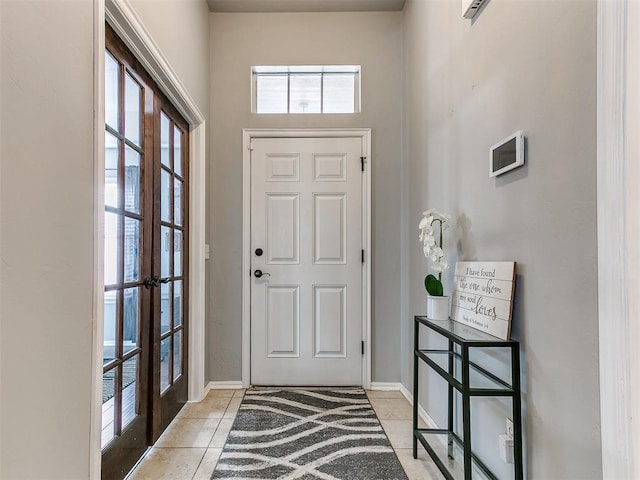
[462,0,486,19]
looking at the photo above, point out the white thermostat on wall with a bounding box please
[462,0,487,19]
[489,130,525,178]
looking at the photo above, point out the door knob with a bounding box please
[143,276,171,289]
[254,269,270,278]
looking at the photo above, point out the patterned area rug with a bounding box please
[212,388,408,480]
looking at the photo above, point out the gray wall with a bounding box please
[0,1,605,476]
[0,0,210,477]
[0,2,95,477]
[402,0,602,478]
[207,12,404,382]
[128,0,211,114]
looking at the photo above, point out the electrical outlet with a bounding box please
[506,418,514,439]
[498,434,514,464]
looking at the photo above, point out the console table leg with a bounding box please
[413,317,419,459]
[462,345,472,480]
[512,345,524,480]
[447,340,454,459]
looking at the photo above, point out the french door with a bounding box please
[102,25,189,480]
[152,88,189,439]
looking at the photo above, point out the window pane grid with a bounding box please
[253,67,360,114]
[105,206,144,222]
[124,139,144,155]
[159,111,186,394]
[160,330,173,341]
[124,71,142,146]
[160,337,171,394]
[105,126,145,159]
[114,366,122,434]
[104,45,147,446]
[121,355,139,430]
[320,73,324,113]
[160,220,185,229]
[105,51,120,132]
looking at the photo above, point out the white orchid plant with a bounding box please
[418,209,451,296]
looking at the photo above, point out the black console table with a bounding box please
[413,316,523,480]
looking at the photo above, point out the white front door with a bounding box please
[250,136,363,385]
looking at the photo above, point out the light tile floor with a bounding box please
[126,389,443,480]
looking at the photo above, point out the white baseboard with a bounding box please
[190,381,244,403]
[368,381,439,429]
[207,381,244,390]
[400,383,439,429]
[398,383,412,402]
[369,381,404,391]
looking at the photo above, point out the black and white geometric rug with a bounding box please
[212,388,408,480]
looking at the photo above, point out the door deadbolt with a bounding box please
[255,248,263,256]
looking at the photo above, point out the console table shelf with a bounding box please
[413,316,523,480]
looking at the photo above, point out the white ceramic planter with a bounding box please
[426,295,449,320]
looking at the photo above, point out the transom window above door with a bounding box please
[252,65,361,114]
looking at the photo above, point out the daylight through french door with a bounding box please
[101,25,189,480]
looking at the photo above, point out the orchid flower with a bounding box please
[419,209,451,296]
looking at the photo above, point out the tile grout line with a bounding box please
[191,392,234,479]
[365,390,409,472]
[127,392,243,479]
[189,448,208,480]
[208,389,246,476]
[367,392,431,479]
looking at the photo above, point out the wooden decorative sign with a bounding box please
[450,261,517,340]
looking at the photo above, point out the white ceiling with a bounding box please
[207,0,406,13]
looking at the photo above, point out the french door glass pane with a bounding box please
[160,337,171,393]
[124,146,141,214]
[173,331,182,380]
[123,287,139,352]
[173,280,182,327]
[161,113,170,168]
[173,127,182,176]
[174,178,182,226]
[103,290,117,364]
[161,226,172,278]
[124,73,141,146]
[102,368,116,449]
[174,230,183,277]
[123,217,140,282]
[161,169,172,223]
[161,282,171,335]
[104,212,119,286]
[121,355,138,429]
[289,74,321,113]
[105,53,119,131]
[105,132,119,208]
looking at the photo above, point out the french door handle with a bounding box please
[254,269,270,278]
[143,276,171,289]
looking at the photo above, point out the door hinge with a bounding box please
[248,142,254,151]
[361,341,365,355]
[360,156,366,172]
[361,249,365,263]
